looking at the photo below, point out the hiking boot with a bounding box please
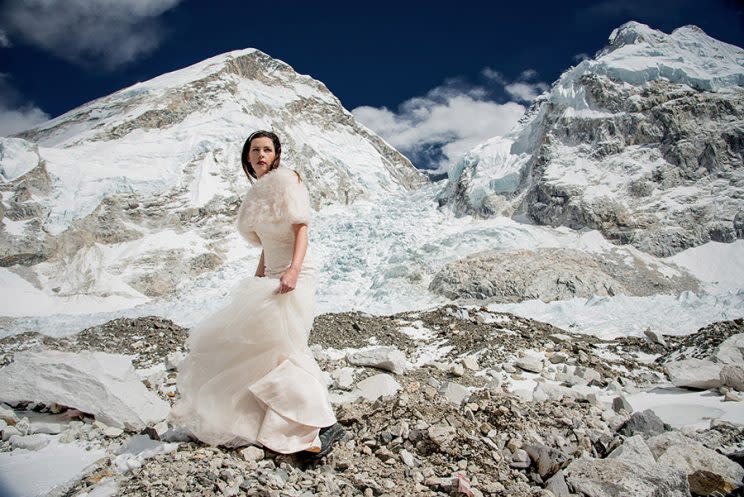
[307,423,345,459]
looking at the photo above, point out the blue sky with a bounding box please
[0,0,742,169]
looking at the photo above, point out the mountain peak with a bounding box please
[575,21,744,95]
[439,23,744,257]
[20,48,335,148]
[606,21,666,50]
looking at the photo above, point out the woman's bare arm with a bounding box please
[277,224,308,293]
[255,250,265,277]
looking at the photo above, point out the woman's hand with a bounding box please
[276,224,307,294]
[277,266,299,294]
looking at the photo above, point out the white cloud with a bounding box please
[353,82,525,172]
[0,29,10,48]
[504,69,550,103]
[353,68,553,172]
[1,0,183,68]
[481,67,506,84]
[0,74,50,137]
[504,82,549,102]
[0,105,49,137]
[573,53,590,62]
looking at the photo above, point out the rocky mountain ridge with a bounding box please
[439,22,744,257]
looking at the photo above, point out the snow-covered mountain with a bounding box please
[1,27,743,340]
[439,22,744,257]
[2,26,744,497]
[0,48,425,314]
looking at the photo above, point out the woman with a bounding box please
[170,130,343,457]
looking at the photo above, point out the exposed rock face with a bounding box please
[439,22,744,256]
[0,48,425,305]
[0,139,54,267]
[429,246,699,303]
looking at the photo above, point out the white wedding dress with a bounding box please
[169,168,336,454]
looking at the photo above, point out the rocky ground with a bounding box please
[0,308,743,497]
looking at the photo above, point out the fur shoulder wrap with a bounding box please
[236,168,312,246]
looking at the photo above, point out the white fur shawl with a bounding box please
[236,168,312,246]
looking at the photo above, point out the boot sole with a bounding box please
[308,425,345,460]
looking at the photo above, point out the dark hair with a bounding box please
[241,130,282,180]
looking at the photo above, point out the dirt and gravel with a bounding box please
[1,307,743,497]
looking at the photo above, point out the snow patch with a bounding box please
[0,437,105,497]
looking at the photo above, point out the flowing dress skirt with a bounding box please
[169,269,336,453]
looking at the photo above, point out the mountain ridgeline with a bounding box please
[0,22,742,314]
[438,22,744,257]
[0,48,424,300]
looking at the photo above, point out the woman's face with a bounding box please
[249,137,276,178]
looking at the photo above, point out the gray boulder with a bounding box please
[720,364,744,391]
[565,435,690,497]
[665,358,723,389]
[347,346,407,374]
[2,426,21,441]
[355,373,401,402]
[647,431,744,494]
[0,404,18,424]
[618,409,666,438]
[714,333,744,365]
[645,431,691,459]
[607,434,656,462]
[462,356,480,371]
[656,438,744,492]
[438,382,471,405]
[688,470,739,496]
[516,355,544,373]
[510,449,531,469]
[643,328,667,346]
[0,350,169,430]
[240,446,265,462]
[524,443,571,478]
[332,367,356,390]
[533,382,582,403]
[576,366,602,383]
[546,470,571,497]
[612,396,633,414]
[427,423,456,448]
